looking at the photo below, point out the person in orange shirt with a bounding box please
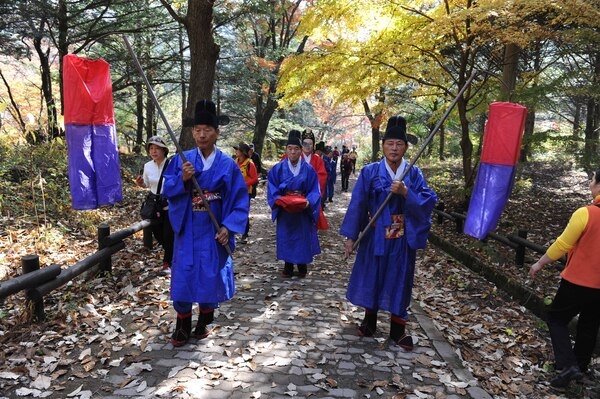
[301,129,328,230]
[234,142,259,243]
[529,169,600,389]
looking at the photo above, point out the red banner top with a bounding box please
[480,102,527,166]
[63,54,114,125]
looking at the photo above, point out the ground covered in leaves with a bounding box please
[0,157,599,398]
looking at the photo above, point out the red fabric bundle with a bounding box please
[275,194,307,213]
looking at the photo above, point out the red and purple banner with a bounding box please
[464,102,527,239]
[63,54,122,210]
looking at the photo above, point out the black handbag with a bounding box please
[140,192,163,219]
[140,159,169,220]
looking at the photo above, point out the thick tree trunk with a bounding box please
[253,93,278,160]
[180,1,220,150]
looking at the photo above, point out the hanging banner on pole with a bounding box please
[63,54,123,210]
[464,102,527,239]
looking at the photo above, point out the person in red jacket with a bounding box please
[529,168,600,389]
[301,129,328,230]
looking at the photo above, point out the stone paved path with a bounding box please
[2,175,493,399]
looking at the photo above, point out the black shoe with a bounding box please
[551,365,584,388]
[297,264,307,278]
[282,263,293,278]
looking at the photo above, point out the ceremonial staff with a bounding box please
[123,36,232,256]
[349,72,480,255]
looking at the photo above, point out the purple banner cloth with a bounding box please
[464,162,516,240]
[66,124,123,210]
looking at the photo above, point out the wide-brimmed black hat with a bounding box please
[193,99,219,128]
[382,115,418,144]
[286,130,302,147]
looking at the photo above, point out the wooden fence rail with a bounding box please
[0,202,558,323]
[0,220,157,322]
[433,202,562,267]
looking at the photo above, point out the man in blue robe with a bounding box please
[267,130,321,278]
[323,146,337,203]
[162,99,249,347]
[340,115,437,350]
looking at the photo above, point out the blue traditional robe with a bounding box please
[323,154,336,200]
[162,148,249,304]
[340,159,437,318]
[267,160,321,264]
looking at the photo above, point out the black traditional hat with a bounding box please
[286,129,302,147]
[315,141,325,152]
[194,99,219,128]
[301,129,315,143]
[382,115,418,144]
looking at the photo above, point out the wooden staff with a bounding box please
[349,72,480,255]
[123,35,232,256]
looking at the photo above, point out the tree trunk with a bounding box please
[33,33,59,143]
[0,69,27,134]
[500,43,519,101]
[178,23,187,125]
[253,90,278,159]
[362,88,385,162]
[57,0,68,122]
[519,110,535,163]
[438,125,446,161]
[584,97,599,166]
[180,1,219,150]
[135,82,144,154]
[583,51,600,167]
[145,88,155,139]
[458,96,473,190]
[573,101,582,138]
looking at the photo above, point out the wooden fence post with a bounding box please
[143,226,153,249]
[98,224,112,273]
[436,202,445,224]
[515,229,528,266]
[21,255,45,322]
[454,215,463,234]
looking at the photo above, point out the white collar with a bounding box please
[287,158,301,176]
[197,147,217,171]
[385,158,407,180]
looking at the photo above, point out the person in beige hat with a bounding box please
[135,136,174,276]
